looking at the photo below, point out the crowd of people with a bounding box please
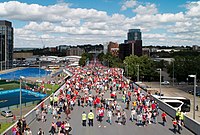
[8,62,185,135]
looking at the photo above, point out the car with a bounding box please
[178,82,186,85]
[1,110,13,118]
[161,81,170,85]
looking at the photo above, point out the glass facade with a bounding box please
[127,29,142,41]
[0,21,13,70]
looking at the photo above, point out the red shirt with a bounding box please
[128,91,131,96]
[162,113,166,118]
[151,103,156,110]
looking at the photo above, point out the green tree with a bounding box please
[98,53,122,68]
[79,53,93,66]
[124,55,157,81]
[167,56,200,82]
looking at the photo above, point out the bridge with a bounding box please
[2,65,199,135]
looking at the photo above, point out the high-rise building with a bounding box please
[127,29,141,41]
[119,29,142,60]
[0,20,13,69]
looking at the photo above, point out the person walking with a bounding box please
[130,109,136,122]
[177,120,182,134]
[179,111,184,126]
[49,122,56,135]
[36,108,40,121]
[37,128,44,135]
[121,109,127,125]
[175,109,180,121]
[22,117,27,133]
[161,112,167,126]
[88,110,94,127]
[64,121,72,135]
[172,118,177,134]
[65,106,71,120]
[24,127,32,135]
[107,109,112,125]
[82,111,87,126]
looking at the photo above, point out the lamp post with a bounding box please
[157,68,162,99]
[137,65,139,82]
[39,61,41,78]
[126,65,128,77]
[188,74,196,120]
[172,61,174,86]
[20,76,25,119]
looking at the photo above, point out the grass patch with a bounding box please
[0,122,13,134]
[37,83,60,95]
[0,83,20,90]
[45,84,60,95]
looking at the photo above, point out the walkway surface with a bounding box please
[29,99,193,135]
[28,63,193,135]
[2,62,194,135]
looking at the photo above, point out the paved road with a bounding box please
[29,99,193,135]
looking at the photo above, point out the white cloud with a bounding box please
[121,0,137,11]
[61,19,80,27]
[133,3,158,15]
[0,1,199,47]
[185,1,200,17]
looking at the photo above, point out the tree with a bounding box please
[123,55,158,81]
[79,53,93,66]
[167,56,200,82]
[98,53,122,68]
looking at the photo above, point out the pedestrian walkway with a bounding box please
[9,62,194,135]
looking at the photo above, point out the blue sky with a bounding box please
[0,0,200,48]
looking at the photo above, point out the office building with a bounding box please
[108,42,119,56]
[0,20,13,69]
[119,40,142,60]
[66,47,85,56]
[103,42,108,54]
[127,29,141,41]
[57,45,70,52]
[119,29,142,60]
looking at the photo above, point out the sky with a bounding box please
[0,0,200,48]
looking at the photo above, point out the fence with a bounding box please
[0,100,39,111]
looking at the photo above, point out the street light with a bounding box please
[20,76,25,119]
[137,65,139,82]
[172,60,174,86]
[157,68,162,99]
[39,61,41,78]
[188,74,196,120]
[126,65,128,77]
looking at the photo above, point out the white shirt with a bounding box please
[65,122,70,130]
[107,110,112,117]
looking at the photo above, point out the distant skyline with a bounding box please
[0,0,200,48]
